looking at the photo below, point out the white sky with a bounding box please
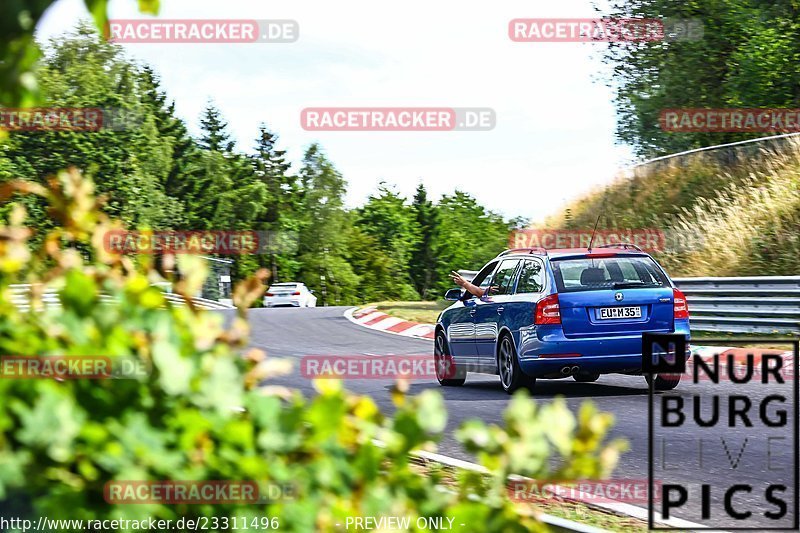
[35,0,635,222]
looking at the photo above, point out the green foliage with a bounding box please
[353,184,421,301]
[0,0,158,108]
[0,170,626,531]
[410,184,438,300]
[603,0,800,158]
[3,24,184,232]
[0,13,626,530]
[1,25,520,305]
[293,144,359,305]
[199,102,235,153]
[432,192,512,295]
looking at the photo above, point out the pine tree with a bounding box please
[252,124,292,225]
[199,102,235,152]
[139,65,202,218]
[409,183,438,299]
[295,144,359,304]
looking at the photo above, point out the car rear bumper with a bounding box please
[264,298,302,307]
[516,319,691,377]
[520,353,645,376]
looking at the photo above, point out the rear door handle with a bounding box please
[497,306,505,314]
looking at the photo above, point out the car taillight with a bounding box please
[673,288,689,319]
[265,292,274,297]
[292,291,301,295]
[535,294,561,325]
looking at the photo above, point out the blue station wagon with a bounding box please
[433,244,690,394]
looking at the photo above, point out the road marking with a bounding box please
[343,307,433,341]
[354,311,386,324]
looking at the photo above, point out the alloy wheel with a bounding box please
[499,337,514,388]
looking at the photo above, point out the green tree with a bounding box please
[355,183,419,300]
[433,191,511,294]
[138,65,202,222]
[410,183,439,299]
[252,124,293,225]
[603,0,800,158]
[198,102,235,152]
[295,144,359,304]
[188,106,268,236]
[2,24,182,229]
[249,125,300,282]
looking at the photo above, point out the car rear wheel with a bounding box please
[645,373,681,390]
[434,330,465,386]
[498,334,535,394]
[573,372,600,383]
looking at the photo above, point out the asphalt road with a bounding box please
[239,306,798,529]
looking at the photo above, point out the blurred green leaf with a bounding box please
[138,0,160,15]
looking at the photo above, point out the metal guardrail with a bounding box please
[674,276,800,334]
[456,272,800,335]
[8,284,235,311]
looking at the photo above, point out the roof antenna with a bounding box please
[587,213,602,253]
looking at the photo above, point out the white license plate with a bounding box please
[598,306,642,320]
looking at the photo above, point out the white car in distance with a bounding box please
[263,282,317,308]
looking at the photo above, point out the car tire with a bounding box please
[498,334,535,394]
[645,373,681,390]
[573,372,600,383]
[434,330,466,386]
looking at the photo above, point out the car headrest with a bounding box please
[580,267,607,286]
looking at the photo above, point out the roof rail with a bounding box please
[497,247,548,257]
[596,243,644,252]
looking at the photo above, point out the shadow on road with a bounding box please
[404,378,651,399]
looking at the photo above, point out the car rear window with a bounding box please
[551,256,668,293]
[269,284,297,290]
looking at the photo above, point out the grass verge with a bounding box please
[368,300,449,325]
[410,457,651,532]
[691,331,799,350]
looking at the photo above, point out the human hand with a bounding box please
[450,271,468,288]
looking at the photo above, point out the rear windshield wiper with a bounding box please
[612,281,660,289]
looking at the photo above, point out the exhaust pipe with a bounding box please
[560,366,571,376]
[570,365,580,374]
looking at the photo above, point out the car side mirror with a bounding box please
[444,288,463,301]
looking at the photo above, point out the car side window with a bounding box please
[469,261,498,293]
[515,259,544,294]
[487,259,520,296]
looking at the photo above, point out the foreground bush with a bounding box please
[0,171,625,531]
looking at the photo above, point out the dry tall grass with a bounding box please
[546,137,800,276]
